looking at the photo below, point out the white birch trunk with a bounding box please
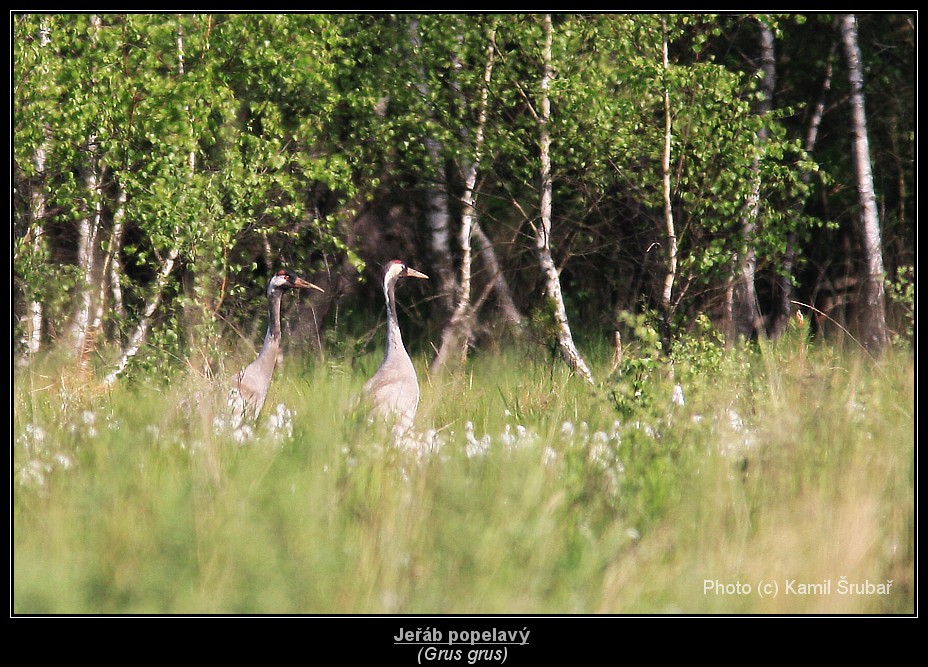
[67,15,105,359]
[68,15,110,364]
[109,182,127,319]
[107,20,190,383]
[428,21,522,372]
[70,139,104,360]
[22,21,52,357]
[90,182,127,335]
[840,13,888,352]
[425,139,457,315]
[659,16,677,318]
[732,176,762,341]
[104,248,180,386]
[449,25,522,334]
[409,20,457,315]
[432,28,496,370]
[25,143,48,357]
[537,15,594,385]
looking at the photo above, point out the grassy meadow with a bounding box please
[12,337,915,615]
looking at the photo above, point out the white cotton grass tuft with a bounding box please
[846,397,867,423]
[232,423,255,444]
[464,421,491,458]
[213,415,228,434]
[395,428,448,461]
[54,453,74,470]
[500,424,514,448]
[728,408,744,432]
[386,411,632,488]
[268,403,294,440]
[16,459,52,489]
[15,421,79,492]
[25,423,46,446]
[686,404,760,460]
[210,401,295,446]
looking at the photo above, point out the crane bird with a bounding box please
[362,259,429,435]
[229,269,323,428]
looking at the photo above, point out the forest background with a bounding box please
[12,13,916,378]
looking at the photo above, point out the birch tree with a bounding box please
[534,15,595,385]
[64,15,105,363]
[90,184,127,339]
[731,18,776,342]
[658,15,678,342]
[409,19,457,317]
[24,140,48,357]
[839,13,888,352]
[105,19,189,384]
[15,18,53,358]
[71,133,105,367]
[432,26,497,370]
[449,24,523,340]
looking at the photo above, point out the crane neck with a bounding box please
[257,288,284,364]
[384,278,406,358]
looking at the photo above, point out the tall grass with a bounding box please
[12,341,914,614]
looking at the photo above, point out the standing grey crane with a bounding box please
[229,269,323,428]
[362,260,429,434]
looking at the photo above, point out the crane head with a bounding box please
[386,259,429,284]
[268,269,325,295]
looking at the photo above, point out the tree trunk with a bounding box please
[104,248,180,386]
[658,15,677,347]
[432,27,496,372]
[450,26,522,338]
[536,15,594,385]
[68,15,104,363]
[25,141,48,358]
[840,13,888,352]
[70,138,104,365]
[90,182,127,342]
[470,223,523,332]
[106,20,192,383]
[109,182,127,321]
[409,20,457,317]
[424,140,456,316]
[731,19,775,343]
[21,20,52,358]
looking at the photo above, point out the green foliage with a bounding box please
[608,310,664,417]
[885,265,915,345]
[671,313,726,379]
[12,13,913,382]
[13,14,368,370]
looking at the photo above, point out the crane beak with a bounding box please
[294,276,325,292]
[404,267,429,280]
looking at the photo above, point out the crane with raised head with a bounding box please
[363,259,429,435]
[229,269,323,427]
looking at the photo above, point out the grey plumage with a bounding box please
[229,269,323,427]
[363,260,429,434]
